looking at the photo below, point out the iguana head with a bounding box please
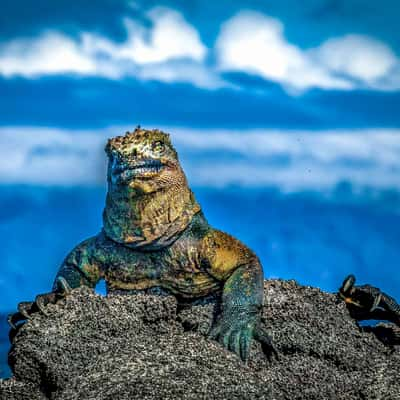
[105,127,184,193]
[103,127,201,249]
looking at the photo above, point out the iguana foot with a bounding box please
[8,301,34,330]
[8,277,72,343]
[209,306,277,362]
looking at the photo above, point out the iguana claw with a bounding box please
[8,286,69,343]
[209,307,277,362]
[7,301,35,331]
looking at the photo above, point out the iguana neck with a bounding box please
[102,183,201,250]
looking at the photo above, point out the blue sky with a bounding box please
[0,0,399,306]
[1,0,400,130]
[0,0,399,190]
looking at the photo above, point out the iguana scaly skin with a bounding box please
[9,127,275,361]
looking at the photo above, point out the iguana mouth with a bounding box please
[114,159,165,180]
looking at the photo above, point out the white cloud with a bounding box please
[0,7,217,88]
[215,11,400,91]
[0,8,399,92]
[130,7,206,63]
[82,7,206,65]
[0,127,108,185]
[216,13,299,81]
[1,126,400,193]
[171,127,400,190]
[215,11,351,91]
[315,34,398,82]
[0,32,97,78]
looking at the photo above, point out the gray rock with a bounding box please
[0,378,46,400]
[1,280,399,400]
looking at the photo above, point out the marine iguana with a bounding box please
[8,127,276,361]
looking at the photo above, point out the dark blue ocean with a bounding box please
[1,184,400,378]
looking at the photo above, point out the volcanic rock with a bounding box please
[1,280,399,400]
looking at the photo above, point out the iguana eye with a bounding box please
[152,140,165,153]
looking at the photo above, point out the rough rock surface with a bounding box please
[1,280,399,400]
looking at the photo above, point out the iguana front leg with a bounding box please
[203,230,276,361]
[209,263,276,361]
[8,237,101,341]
